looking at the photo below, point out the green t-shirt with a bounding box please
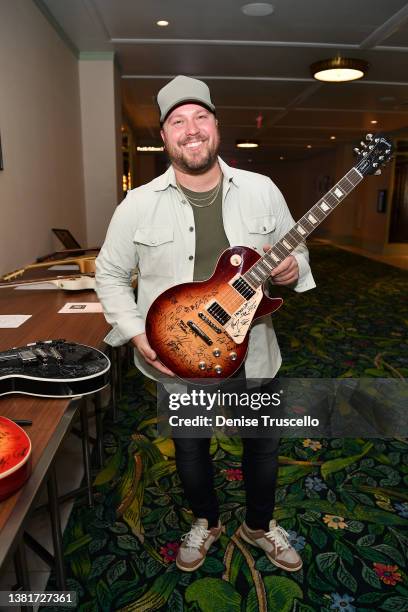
[180,183,230,281]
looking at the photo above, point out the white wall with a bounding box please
[0,0,86,276]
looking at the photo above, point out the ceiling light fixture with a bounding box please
[330,136,336,140]
[137,145,164,152]
[241,3,274,16]
[236,140,259,149]
[311,57,369,83]
[279,156,284,160]
[370,120,378,124]
[307,145,312,149]
[156,20,169,27]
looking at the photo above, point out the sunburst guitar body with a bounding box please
[146,246,283,382]
[0,417,32,501]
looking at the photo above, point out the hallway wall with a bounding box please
[0,0,86,275]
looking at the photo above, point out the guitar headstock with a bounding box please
[354,133,393,176]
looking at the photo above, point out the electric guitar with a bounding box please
[0,417,32,501]
[0,340,110,397]
[146,134,393,383]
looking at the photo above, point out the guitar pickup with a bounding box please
[187,320,213,346]
[49,347,63,361]
[18,350,38,364]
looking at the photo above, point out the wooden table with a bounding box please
[0,279,111,597]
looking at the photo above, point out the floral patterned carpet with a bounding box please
[43,244,408,612]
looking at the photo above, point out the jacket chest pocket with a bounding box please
[244,215,276,250]
[133,227,174,278]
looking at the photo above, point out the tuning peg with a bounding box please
[369,144,374,150]
[374,169,382,175]
[366,133,373,141]
[354,147,361,154]
[360,141,367,149]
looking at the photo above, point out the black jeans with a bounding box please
[173,434,280,530]
[162,365,279,531]
[167,367,280,531]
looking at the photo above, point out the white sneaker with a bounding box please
[240,519,303,572]
[176,518,222,572]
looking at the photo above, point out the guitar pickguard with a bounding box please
[223,287,263,343]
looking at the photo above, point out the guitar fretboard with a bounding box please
[243,167,363,288]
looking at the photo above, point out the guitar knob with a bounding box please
[198,361,206,371]
[214,365,223,375]
[213,348,221,357]
[366,133,373,141]
[229,351,237,361]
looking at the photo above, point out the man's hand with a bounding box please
[131,333,175,377]
[263,246,299,286]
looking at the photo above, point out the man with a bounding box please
[96,75,315,573]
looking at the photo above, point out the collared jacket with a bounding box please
[95,157,316,381]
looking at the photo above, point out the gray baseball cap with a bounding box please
[157,75,216,123]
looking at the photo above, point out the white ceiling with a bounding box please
[40,0,408,162]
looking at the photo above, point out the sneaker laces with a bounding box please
[264,521,291,552]
[181,522,209,551]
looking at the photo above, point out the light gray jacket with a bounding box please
[95,157,316,381]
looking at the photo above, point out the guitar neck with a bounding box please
[243,167,364,287]
[2,255,96,282]
[0,273,94,289]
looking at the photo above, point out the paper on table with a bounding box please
[48,265,79,271]
[0,314,32,328]
[58,302,103,314]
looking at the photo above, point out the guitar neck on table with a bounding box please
[0,273,95,290]
[1,255,96,283]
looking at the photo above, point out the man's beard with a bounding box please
[165,133,220,174]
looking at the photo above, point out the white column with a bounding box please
[79,52,122,246]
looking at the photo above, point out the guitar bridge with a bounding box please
[198,312,222,334]
[187,320,213,346]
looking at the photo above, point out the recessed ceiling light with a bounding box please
[137,145,164,152]
[279,156,284,160]
[330,136,336,140]
[311,57,369,83]
[156,20,169,27]
[241,3,274,17]
[236,140,259,148]
[307,145,312,149]
[370,120,378,124]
